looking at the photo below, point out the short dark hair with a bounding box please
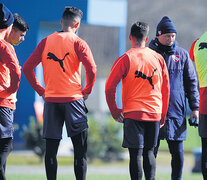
[130,22,149,41]
[62,6,83,21]
[13,13,29,32]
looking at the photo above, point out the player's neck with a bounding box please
[132,41,145,48]
[62,27,76,33]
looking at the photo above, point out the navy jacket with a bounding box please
[149,38,199,140]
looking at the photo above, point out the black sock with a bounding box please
[128,148,143,180]
[143,147,156,180]
[71,130,88,180]
[45,139,60,180]
[0,138,12,180]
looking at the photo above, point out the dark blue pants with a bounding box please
[124,119,160,180]
[155,140,184,180]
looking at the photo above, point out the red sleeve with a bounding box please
[189,39,199,62]
[23,39,46,96]
[7,61,21,94]
[105,54,130,119]
[0,41,21,97]
[74,39,97,95]
[160,56,170,125]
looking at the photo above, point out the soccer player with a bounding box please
[105,21,170,180]
[6,13,29,46]
[190,33,207,180]
[23,6,96,180]
[0,4,22,180]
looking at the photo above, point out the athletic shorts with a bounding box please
[0,107,14,138]
[122,118,160,149]
[199,113,207,138]
[43,98,88,139]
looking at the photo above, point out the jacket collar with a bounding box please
[150,38,176,55]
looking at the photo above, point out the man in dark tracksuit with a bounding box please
[149,16,199,180]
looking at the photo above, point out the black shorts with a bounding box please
[0,107,14,138]
[122,118,160,149]
[43,98,88,139]
[199,113,207,138]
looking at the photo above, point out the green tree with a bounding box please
[20,117,45,162]
[87,115,123,162]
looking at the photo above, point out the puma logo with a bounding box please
[47,52,70,72]
[198,42,207,50]
[135,69,157,89]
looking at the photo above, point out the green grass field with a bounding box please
[6,151,203,180]
[5,173,203,180]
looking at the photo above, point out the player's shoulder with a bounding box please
[75,36,87,45]
[74,36,91,52]
[0,39,10,49]
[0,39,14,55]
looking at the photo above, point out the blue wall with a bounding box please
[1,0,88,148]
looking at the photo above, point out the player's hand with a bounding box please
[112,109,124,123]
[160,123,164,128]
[41,93,45,101]
[160,117,165,128]
[115,113,124,123]
[83,93,89,100]
[190,110,199,122]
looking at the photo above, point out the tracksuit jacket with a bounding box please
[149,38,199,140]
